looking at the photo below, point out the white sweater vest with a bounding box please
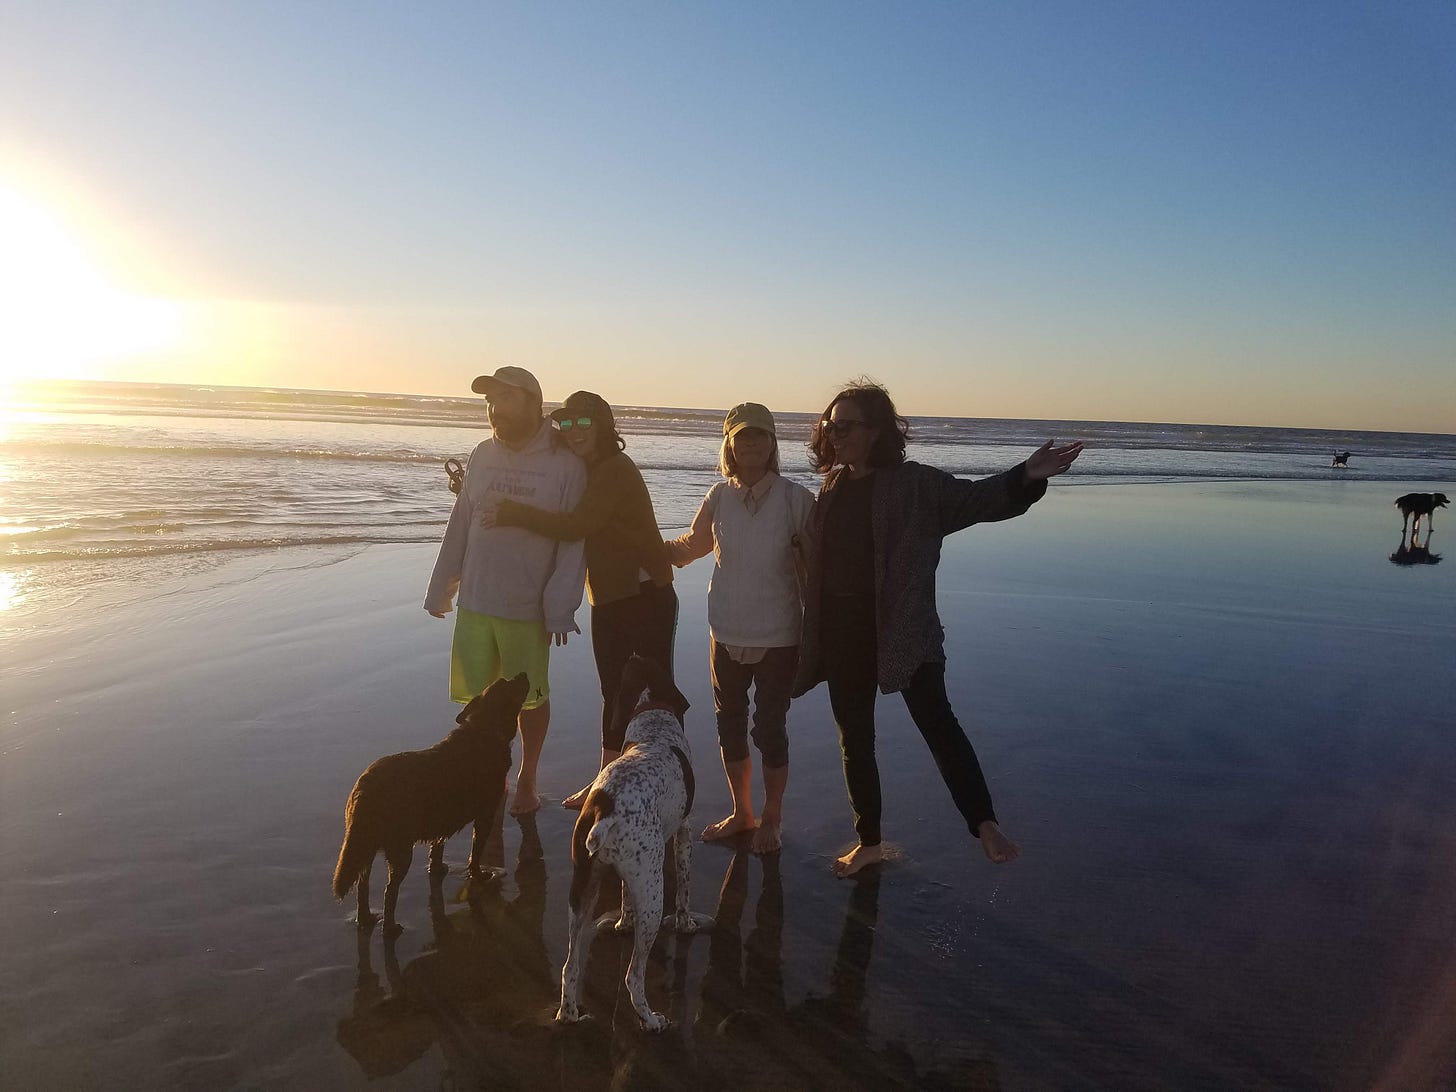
[705,474,814,648]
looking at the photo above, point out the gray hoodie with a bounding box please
[424,420,588,634]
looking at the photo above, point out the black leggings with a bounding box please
[822,595,996,847]
[591,580,679,751]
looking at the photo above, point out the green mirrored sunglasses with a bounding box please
[553,415,593,431]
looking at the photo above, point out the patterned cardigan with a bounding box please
[791,460,1046,697]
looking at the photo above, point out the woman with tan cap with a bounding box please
[667,403,814,854]
[483,390,677,809]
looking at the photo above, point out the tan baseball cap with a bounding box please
[723,402,775,439]
[471,366,542,400]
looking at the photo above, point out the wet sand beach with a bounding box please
[3,480,1454,1089]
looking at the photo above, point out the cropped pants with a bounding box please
[710,638,796,769]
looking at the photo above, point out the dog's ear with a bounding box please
[456,692,488,725]
[614,655,690,725]
[656,678,691,723]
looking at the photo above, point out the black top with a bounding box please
[820,471,876,597]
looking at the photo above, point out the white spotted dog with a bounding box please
[556,655,711,1030]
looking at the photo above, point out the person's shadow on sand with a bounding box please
[691,856,1001,1092]
[1390,528,1442,566]
[335,810,556,1083]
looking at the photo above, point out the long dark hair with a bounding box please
[807,379,909,473]
[554,391,626,458]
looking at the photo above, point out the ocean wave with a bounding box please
[10,530,443,562]
[3,439,456,465]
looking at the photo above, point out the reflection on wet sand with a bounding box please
[336,809,557,1084]
[335,819,1008,1090]
[1390,528,1441,566]
[695,855,1001,1092]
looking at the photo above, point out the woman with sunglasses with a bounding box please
[794,381,1083,877]
[483,390,677,808]
[665,402,815,855]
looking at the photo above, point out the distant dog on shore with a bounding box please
[1331,451,1351,468]
[1395,492,1449,535]
[332,673,528,936]
[557,655,708,1030]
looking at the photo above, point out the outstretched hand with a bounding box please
[1025,439,1084,481]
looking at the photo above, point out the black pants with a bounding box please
[710,639,797,769]
[591,580,679,751]
[822,594,996,847]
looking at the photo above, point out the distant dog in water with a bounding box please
[332,673,529,936]
[557,655,709,1030]
[1395,492,1449,535]
[1331,451,1351,468]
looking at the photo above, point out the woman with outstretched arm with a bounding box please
[793,380,1083,877]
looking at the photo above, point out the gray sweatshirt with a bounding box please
[424,420,588,634]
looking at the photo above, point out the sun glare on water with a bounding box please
[0,569,27,614]
[0,185,183,385]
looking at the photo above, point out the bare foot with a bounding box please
[750,820,781,855]
[702,813,757,842]
[509,785,541,816]
[978,821,1020,863]
[832,843,883,878]
[561,783,592,810]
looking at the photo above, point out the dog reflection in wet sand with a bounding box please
[557,655,712,1030]
[332,673,529,936]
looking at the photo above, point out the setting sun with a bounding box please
[0,185,183,383]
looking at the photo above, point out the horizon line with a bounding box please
[8,375,1454,440]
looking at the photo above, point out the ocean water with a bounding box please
[2,378,1453,620]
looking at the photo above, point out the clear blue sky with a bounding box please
[1,1,1452,430]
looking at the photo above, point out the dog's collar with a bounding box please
[632,701,680,719]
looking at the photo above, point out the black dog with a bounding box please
[1331,451,1350,468]
[332,673,528,935]
[1395,492,1449,535]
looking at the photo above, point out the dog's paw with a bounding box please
[555,1005,590,1024]
[639,1010,670,1032]
[354,913,379,934]
[594,912,632,934]
[382,920,404,939]
[672,911,714,934]
[427,860,450,879]
[453,867,506,904]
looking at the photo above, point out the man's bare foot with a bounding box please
[832,843,883,878]
[750,819,781,855]
[702,813,757,842]
[978,821,1020,863]
[561,783,592,810]
[509,785,541,816]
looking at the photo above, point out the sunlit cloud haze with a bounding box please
[1,2,1452,431]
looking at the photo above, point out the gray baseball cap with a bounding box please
[471,366,542,400]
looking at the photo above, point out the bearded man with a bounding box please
[425,366,587,816]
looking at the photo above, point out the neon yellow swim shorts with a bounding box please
[450,608,551,709]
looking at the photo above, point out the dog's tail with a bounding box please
[569,788,615,911]
[331,787,374,899]
[584,816,617,858]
